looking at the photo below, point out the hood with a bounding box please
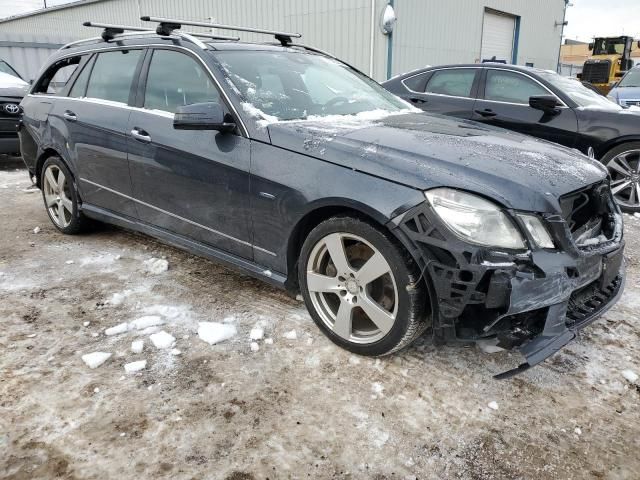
[266,112,608,213]
[0,72,28,98]
[608,85,640,103]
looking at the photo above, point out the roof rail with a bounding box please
[82,21,239,42]
[140,16,301,46]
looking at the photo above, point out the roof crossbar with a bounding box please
[82,21,239,42]
[140,16,301,46]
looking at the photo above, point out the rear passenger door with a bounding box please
[401,68,480,119]
[127,48,253,258]
[58,48,144,217]
[472,68,578,147]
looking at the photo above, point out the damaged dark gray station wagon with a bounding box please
[19,18,625,377]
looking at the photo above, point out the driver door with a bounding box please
[472,68,578,148]
[127,47,253,258]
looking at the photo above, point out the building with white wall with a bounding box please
[0,0,568,82]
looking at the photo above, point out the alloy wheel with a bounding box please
[607,149,640,209]
[43,164,73,228]
[306,232,399,344]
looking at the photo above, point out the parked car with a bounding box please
[607,65,640,107]
[0,60,28,155]
[19,25,625,377]
[382,63,640,212]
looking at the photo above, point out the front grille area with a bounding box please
[559,181,616,248]
[566,274,622,326]
[624,100,640,107]
[582,61,611,84]
[0,99,22,118]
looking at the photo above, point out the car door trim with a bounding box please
[79,177,276,257]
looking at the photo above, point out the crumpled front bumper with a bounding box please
[391,198,625,378]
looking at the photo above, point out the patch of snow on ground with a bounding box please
[124,360,147,373]
[488,401,499,411]
[622,369,638,383]
[129,315,164,330]
[141,305,192,324]
[250,342,259,352]
[109,289,133,306]
[144,257,169,274]
[82,352,111,369]
[283,330,297,340]
[149,331,176,349]
[249,327,264,340]
[198,322,237,345]
[105,323,128,336]
[131,340,144,354]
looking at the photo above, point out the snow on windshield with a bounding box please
[539,72,621,110]
[213,50,416,126]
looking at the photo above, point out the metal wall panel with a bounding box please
[392,0,566,76]
[0,0,565,81]
[0,33,76,81]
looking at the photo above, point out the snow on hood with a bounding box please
[266,112,608,213]
[0,72,28,97]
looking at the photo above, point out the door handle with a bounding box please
[63,110,77,122]
[410,97,427,104]
[474,109,496,118]
[131,127,151,143]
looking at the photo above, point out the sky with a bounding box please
[563,0,640,42]
[1,0,639,42]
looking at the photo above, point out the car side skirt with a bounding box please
[81,203,288,291]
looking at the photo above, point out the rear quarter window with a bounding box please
[33,56,84,95]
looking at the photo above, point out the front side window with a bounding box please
[214,50,408,121]
[484,70,549,104]
[85,49,142,104]
[144,49,220,113]
[424,69,477,98]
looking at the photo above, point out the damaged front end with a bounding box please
[392,180,625,378]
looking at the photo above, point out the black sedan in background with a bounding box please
[383,64,640,212]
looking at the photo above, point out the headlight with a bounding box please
[517,214,555,249]
[425,188,525,249]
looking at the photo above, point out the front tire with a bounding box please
[602,142,640,212]
[298,216,429,356]
[41,156,88,234]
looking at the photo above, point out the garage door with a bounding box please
[480,10,515,63]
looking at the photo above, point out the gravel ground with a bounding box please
[1,158,639,480]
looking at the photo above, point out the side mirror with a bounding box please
[637,40,640,49]
[529,95,561,114]
[588,42,594,51]
[173,102,236,132]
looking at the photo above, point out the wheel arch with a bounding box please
[35,147,67,188]
[596,135,640,160]
[285,199,426,292]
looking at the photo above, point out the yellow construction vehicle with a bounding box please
[579,36,640,94]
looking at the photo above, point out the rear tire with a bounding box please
[41,156,89,234]
[602,142,640,213]
[298,216,429,356]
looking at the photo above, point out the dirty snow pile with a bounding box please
[150,331,176,349]
[197,322,237,345]
[82,352,112,369]
[144,257,169,274]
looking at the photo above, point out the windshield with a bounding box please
[212,50,409,122]
[0,60,22,80]
[538,71,622,109]
[619,69,640,88]
[592,38,625,56]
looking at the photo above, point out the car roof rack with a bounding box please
[140,16,301,46]
[81,21,240,42]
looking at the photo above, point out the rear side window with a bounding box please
[86,49,142,104]
[144,49,220,113]
[425,69,477,97]
[68,56,94,98]
[33,56,83,95]
[484,70,549,104]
